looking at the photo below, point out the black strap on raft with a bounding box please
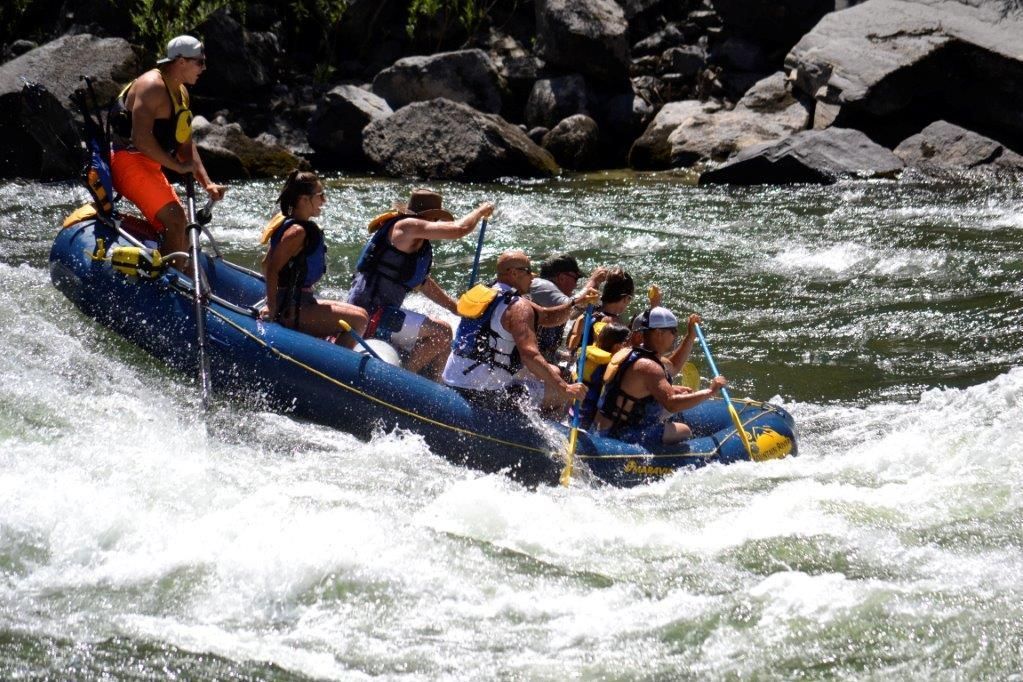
[71,76,117,223]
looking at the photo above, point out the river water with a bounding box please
[1,172,1022,679]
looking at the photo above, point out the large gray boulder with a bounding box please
[0,34,138,179]
[535,0,631,82]
[785,0,1023,150]
[629,100,721,169]
[307,85,392,168]
[372,49,504,114]
[542,114,602,170]
[486,29,541,120]
[362,98,559,181]
[894,120,1023,174]
[699,127,904,185]
[192,116,305,180]
[524,74,594,129]
[668,72,813,166]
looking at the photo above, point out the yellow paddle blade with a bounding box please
[560,428,579,486]
[726,402,759,461]
[680,362,700,390]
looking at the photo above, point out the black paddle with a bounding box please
[185,174,213,411]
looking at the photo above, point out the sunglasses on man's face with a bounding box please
[187,57,206,67]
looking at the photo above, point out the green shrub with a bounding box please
[405,0,499,44]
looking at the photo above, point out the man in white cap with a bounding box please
[442,249,600,412]
[593,306,727,447]
[109,34,226,263]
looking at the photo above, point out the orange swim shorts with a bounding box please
[110,149,179,232]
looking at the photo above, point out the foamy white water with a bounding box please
[2,175,1022,678]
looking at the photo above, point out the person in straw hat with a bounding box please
[348,189,493,380]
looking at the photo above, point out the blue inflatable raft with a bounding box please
[49,216,798,487]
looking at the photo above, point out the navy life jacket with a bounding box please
[268,218,326,321]
[597,346,670,431]
[354,217,433,292]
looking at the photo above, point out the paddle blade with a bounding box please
[726,401,759,461]
[680,361,700,390]
[560,428,579,487]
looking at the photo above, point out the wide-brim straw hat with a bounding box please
[394,188,454,222]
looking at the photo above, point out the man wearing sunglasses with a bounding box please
[443,250,600,414]
[109,34,226,264]
[529,253,608,363]
[593,307,727,447]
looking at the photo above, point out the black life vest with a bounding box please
[109,72,192,155]
[597,346,671,431]
[354,216,433,291]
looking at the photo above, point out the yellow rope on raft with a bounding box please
[200,301,784,463]
[203,305,551,455]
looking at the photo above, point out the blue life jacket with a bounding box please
[354,217,433,293]
[451,285,523,376]
[597,347,670,432]
[267,218,326,322]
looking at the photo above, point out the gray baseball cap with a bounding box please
[157,35,204,64]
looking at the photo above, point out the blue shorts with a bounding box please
[601,422,666,449]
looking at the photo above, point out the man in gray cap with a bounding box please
[528,254,607,363]
[109,34,226,264]
[593,306,726,447]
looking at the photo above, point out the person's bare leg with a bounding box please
[155,201,188,268]
[297,300,368,350]
[405,318,452,379]
[662,421,693,444]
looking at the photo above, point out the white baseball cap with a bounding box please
[157,35,204,64]
[637,306,678,330]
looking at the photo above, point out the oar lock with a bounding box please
[87,238,166,279]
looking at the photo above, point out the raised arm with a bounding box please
[531,287,600,327]
[666,313,700,374]
[393,202,494,244]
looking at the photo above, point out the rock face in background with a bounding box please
[535,0,631,82]
[712,0,838,52]
[307,85,392,169]
[668,72,813,166]
[362,98,559,181]
[192,116,305,180]
[2,0,1022,183]
[0,34,138,179]
[894,120,1023,175]
[542,114,602,170]
[194,9,278,101]
[525,75,594,129]
[372,49,504,114]
[785,0,1023,150]
[699,127,904,185]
